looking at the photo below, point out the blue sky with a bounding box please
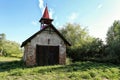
[0,0,120,44]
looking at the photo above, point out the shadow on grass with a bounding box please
[0,60,25,72]
[37,61,119,74]
[0,60,119,73]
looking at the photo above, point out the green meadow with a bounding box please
[0,57,120,80]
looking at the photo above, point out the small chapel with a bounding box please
[21,6,71,66]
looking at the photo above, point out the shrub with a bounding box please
[80,72,91,79]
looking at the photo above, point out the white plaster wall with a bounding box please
[31,32,61,47]
[30,28,66,55]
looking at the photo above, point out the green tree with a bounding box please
[0,33,22,57]
[85,38,105,59]
[0,33,6,55]
[60,23,105,61]
[3,41,22,57]
[106,20,120,44]
[60,23,92,47]
[106,20,120,63]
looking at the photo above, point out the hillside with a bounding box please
[0,57,120,80]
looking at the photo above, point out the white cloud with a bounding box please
[68,12,79,22]
[97,4,103,9]
[39,0,44,9]
[57,25,63,29]
[32,21,39,26]
[49,8,54,18]
[39,0,45,14]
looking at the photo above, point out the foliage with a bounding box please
[60,23,92,47]
[106,20,120,64]
[0,33,22,57]
[60,23,105,61]
[0,33,6,55]
[61,21,120,64]
[106,20,120,44]
[0,33,6,40]
[0,57,120,80]
[67,38,105,61]
[85,38,105,58]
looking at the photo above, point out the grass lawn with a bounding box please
[0,57,120,80]
[0,57,21,62]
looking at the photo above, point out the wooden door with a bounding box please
[36,45,59,66]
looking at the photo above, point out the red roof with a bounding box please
[42,6,49,19]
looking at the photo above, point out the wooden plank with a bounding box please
[36,45,59,66]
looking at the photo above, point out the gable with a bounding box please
[30,27,64,47]
[21,24,71,47]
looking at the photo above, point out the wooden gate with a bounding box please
[36,45,59,66]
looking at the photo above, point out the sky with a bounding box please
[0,0,120,44]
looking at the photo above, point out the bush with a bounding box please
[105,39,120,64]
[67,38,105,62]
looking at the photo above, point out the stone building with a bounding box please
[21,6,71,66]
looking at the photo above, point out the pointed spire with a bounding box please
[42,6,50,19]
[39,5,53,30]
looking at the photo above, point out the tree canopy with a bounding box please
[60,23,93,47]
[0,33,22,57]
[106,20,120,44]
[60,23,104,61]
[105,20,120,63]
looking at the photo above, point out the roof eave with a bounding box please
[21,24,71,47]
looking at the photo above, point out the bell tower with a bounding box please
[39,6,53,29]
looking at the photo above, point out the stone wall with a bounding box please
[59,42,66,65]
[24,43,36,66]
[23,27,66,66]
